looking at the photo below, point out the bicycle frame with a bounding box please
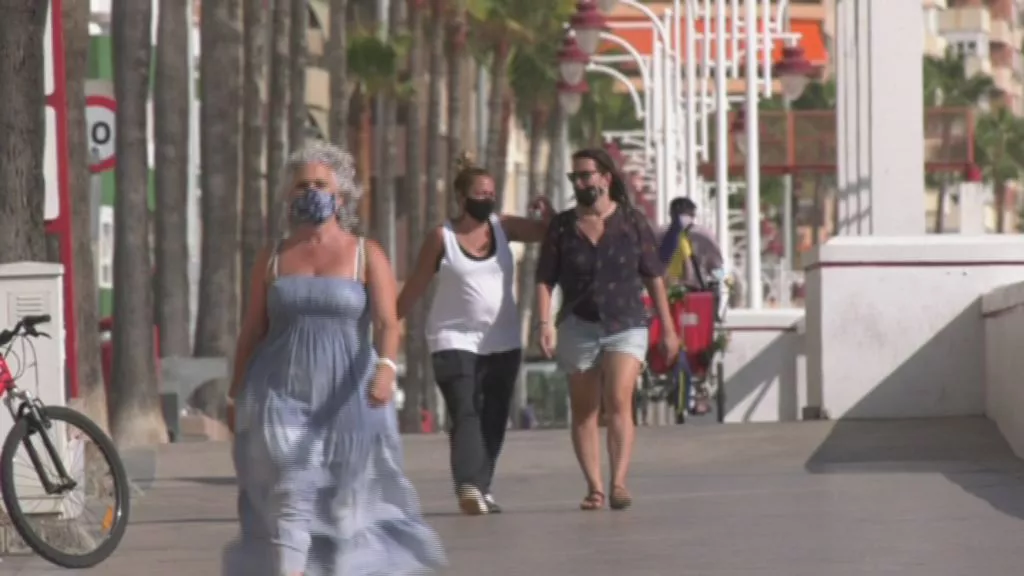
[1,337,77,495]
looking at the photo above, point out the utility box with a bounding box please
[0,262,67,516]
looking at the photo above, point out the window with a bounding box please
[97,206,114,289]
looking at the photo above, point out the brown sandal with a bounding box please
[580,491,605,511]
[609,486,632,510]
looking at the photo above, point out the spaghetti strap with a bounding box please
[357,237,367,283]
[266,240,284,282]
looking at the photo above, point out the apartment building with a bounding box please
[924,0,950,58]
[941,0,1024,115]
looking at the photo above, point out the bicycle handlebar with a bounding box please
[0,314,52,348]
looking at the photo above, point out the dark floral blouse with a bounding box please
[535,206,665,334]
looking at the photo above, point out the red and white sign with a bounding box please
[86,95,117,173]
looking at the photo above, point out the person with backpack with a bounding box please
[660,197,724,290]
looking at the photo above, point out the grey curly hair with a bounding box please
[279,140,363,229]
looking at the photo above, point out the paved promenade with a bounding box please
[5,418,1024,575]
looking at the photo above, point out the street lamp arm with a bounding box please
[618,0,672,49]
[594,31,652,94]
[587,63,646,120]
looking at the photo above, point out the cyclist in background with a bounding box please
[659,197,724,289]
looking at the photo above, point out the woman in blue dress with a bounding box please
[224,142,446,576]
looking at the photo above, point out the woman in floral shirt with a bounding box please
[534,148,679,511]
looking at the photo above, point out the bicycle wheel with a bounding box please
[1,405,131,568]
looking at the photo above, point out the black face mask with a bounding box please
[464,197,495,221]
[574,186,601,207]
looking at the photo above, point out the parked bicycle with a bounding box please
[0,314,130,568]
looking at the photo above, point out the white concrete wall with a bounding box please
[982,281,1024,458]
[720,309,807,423]
[806,236,1024,420]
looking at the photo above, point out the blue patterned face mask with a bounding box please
[290,187,338,226]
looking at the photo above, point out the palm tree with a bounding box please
[240,0,269,311]
[110,0,168,447]
[0,2,48,261]
[466,0,535,208]
[507,10,567,354]
[328,0,351,145]
[922,51,994,232]
[401,0,427,433]
[445,0,468,216]
[974,107,1024,233]
[266,0,292,240]
[196,0,243,357]
[345,25,407,249]
[155,0,193,359]
[63,0,107,427]
[288,0,308,148]
[425,0,446,233]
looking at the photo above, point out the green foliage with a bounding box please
[975,106,1024,183]
[346,30,414,98]
[568,74,642,147]
[923,50,995,107]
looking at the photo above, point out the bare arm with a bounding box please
[643,276,677,339]
[501,215,549,243]
[228,248,272,400]
[637,213,677,339]
[365,239,401,365]
[396,227,444,320]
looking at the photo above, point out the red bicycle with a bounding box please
[0,314,130,568]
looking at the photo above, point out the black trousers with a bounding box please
[432,348,522,495]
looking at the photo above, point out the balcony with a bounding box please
[993,67,1022,96]
[924,33,948,58]
[938,6,991,34]
[965,55,993,78]
[922,0,947,8]
[990,17,1013,45]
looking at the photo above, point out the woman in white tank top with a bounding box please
[398,152,552,515]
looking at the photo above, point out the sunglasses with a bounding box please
[566,170,598,183]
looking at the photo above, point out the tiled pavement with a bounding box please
[5,418,1024,575]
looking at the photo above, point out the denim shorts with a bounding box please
[555,315,648,374]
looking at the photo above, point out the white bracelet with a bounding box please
[377,357,398,373]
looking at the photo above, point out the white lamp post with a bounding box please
[774,46,816,103]
[558,80,589,116]
[570,0,608,56]
[557,34,590,87]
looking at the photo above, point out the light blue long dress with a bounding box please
[224,241,447,575]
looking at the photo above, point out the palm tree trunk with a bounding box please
[266,0,291,240]
[996,180,1008,233]
[401,1,427,434]
[64,0,107,428]
[196,0,243,357]
[420,0,447,424]
[371,0,402,252]
[0,2,48,262]
[511,106,548,426]
[155,0,193,360]
[288,0,308,148]
[934,180,947,233]
[110,0,168,447]
[425,0,446,229]
[445,11,466,218]
[328,0,350,146]
[241,0,268,311]
[484,39,510,207]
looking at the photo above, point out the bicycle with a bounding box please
[0,314,130,568]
